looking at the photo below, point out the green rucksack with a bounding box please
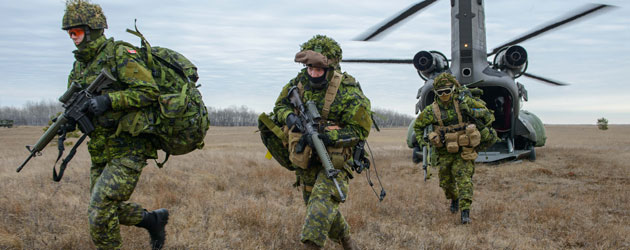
[114,24,210,167]
[258,112,295,171]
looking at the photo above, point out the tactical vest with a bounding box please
[288,71,348,170]
[258,71,347,171]
[430,99,480,160]
[296,70,343,122]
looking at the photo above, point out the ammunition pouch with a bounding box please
[287,128,311,169]
[466,124,481,147]
[461,146,478,161]
[458,134,470,147]
[445,132,461,153]
[429,131,443,147]
[327,146,350,170]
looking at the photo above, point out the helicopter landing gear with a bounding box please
[528,143,536,161]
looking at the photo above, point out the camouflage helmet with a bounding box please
[433,72,460,89]
[299,35,342,68]
[62,0,108,30]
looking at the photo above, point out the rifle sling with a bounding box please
[53,133,88,182]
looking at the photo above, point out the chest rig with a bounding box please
[287,70,349,171]
[430,99,481,159]
[296,70,343,127]
[432,99,467,133]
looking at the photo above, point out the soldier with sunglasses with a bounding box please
[62,1,169,249]
[413,72,498,224]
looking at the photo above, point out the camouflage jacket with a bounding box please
[274,68,372,143]
[68,35,159,163]
[414,90,495,149]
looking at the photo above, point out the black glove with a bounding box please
[295,133,334,153]
[88,95,111,116]
[286,113,303,132]
[294,133,309,153]
[318,133,335,146]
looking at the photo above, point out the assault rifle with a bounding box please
[287,86,346,202]
[422,125,433,182]
[16,68,116,181]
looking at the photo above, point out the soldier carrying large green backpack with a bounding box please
[57,1,210,249]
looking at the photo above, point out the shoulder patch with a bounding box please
[114,41,140,57]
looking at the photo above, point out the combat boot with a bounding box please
[450,199,459,214]
[341,235,360,250]
[461,209,471,224]
[135,208,169,249]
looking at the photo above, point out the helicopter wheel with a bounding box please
[412,146,422,164]
[528,144,536,161]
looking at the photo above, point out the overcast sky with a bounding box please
[1,0,628,124]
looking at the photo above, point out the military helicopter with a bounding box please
[343,0,614,162]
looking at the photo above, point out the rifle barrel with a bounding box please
[16,151,35,172]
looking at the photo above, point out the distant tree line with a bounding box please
[208,105,258,126]
[0,100,63,126]
[0,101,413,127]
[372,107,415,128]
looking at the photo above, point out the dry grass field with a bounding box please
[1,125,629,249]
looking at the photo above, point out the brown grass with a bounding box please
[1,125,629,249]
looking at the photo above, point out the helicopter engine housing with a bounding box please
[494,45,528,77]
[413,50,449,79]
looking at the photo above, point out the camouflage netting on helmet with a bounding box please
[433,72,460,89]
[299,35,342,68]
[62,0,107,30]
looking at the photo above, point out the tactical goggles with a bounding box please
[434,87,454,96]
[67,28,85,38]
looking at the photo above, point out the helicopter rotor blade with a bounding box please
[355,0,438,41]
[488,3,615,56]
[522,72,569,86]
[342,59,413,64]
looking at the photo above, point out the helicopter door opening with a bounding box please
[479,86,513,133]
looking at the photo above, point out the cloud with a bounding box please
[0,0,629,123]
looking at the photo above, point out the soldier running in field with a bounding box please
[414,72,498,224]
[272,35,373,249]
[62,1,168,248]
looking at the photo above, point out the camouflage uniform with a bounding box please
[63,1,161,249]
[273,35,371,248]
[414,73,497,223]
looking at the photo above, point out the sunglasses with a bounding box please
[435,87,454,96]
[67,28,85,38]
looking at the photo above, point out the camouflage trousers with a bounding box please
[296,165,350,248]
[437,151,475,210]
[89,156,146,250]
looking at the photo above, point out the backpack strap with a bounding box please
[433,99,465,128]
[126,20,154,70]
[321,71,342,120]
[432,102,444,127]
[453,99,464,126]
